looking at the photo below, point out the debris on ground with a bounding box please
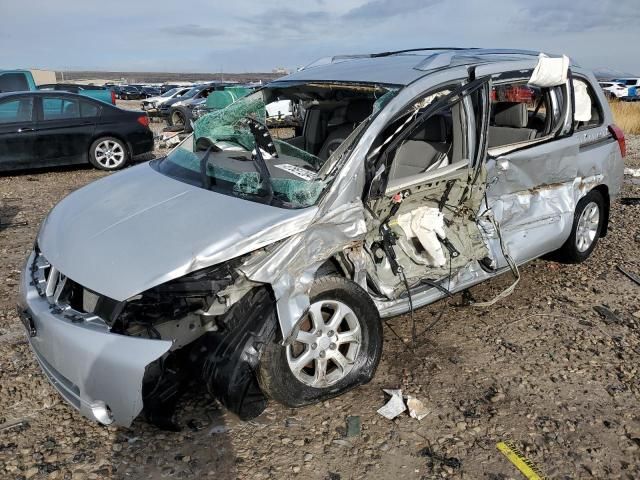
[345,416,361,437]
[624,167,640,177]
[406,396,431,420]
[620,197,640,205]
[618,265,640,286]
[497,441,547,480]
[418,446,462,470]
[0,419,29,433]
[593,305,624,325]
[377,389,406,420]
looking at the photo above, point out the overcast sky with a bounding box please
[1,0,637,74]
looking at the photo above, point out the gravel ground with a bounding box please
[1,104,639,479]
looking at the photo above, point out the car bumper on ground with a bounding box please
[17,251,172,427]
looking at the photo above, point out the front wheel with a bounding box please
[89,137,128,171]
[555,190,604,263]
[258,276,382,407]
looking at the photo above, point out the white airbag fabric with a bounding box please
[573,80,593,122]
[397,207,447,267]
[528,53,570,88]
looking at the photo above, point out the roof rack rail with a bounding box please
[414,48,544,71]
[301,48,552,72]
[369,47,473,57]
[301,48,475,70]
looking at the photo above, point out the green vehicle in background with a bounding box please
[0,70,37,92]
[0,70,116,105]
[191,86,254,122]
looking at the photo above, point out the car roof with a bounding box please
[277,48,572,86]
[0,90,104,102]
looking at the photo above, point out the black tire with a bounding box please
[88,136,129,171]
[170,109,186,127]
[554,189,605,263]
[258,276,382,407]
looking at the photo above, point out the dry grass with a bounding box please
[608,100,640,135]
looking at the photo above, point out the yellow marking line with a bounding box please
[496,441,548,480]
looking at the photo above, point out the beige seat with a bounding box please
[388,115,450,181]
[488,102,537,148]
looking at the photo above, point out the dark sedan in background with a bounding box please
[0,91,153,172]
[119,86,144,100]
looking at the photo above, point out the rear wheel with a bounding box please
[170,109,186,127]
[89,137,128,171]
[258,276,382,407]
[555,190,604,263]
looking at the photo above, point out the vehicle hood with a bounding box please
[144,95,163,103]
[38,162,317,301]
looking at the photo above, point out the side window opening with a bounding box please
[0,97,34,124]
[42,97,81,121]
[488,84,547,148]
[573,78,603,131]
[0,73,29,93]
[377,87,469,186]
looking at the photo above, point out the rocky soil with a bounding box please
[0,105,639,479]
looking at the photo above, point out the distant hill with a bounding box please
[56,70,284,84]
[593,68,637,80]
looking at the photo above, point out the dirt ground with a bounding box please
[1,101,639,479]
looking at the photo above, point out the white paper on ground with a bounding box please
[377,389,406,420]
[406,396,431,421]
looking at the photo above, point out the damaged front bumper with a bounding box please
[17,251,172,427]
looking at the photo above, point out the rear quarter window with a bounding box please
[80,100,100,118]
[0,73,29,93]
[573,79,604,131]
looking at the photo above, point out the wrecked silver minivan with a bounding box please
[18,48,624,428]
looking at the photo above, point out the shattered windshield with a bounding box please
[155,82,398,209]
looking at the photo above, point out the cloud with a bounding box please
[344,0,442,20]
[242,9,332,32]
[516,0,640,32]
[161,24,224,37]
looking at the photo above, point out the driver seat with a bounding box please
[318,100,373,160]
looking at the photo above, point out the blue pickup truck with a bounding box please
[0,70,116,105]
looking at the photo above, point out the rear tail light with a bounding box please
[111,90,116,105]
[137,115,150,128]
[609,124,626,158]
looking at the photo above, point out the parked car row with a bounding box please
[599,78,640,101]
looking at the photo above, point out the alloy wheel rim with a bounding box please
[286,300,362,388]
[576,201,599,252]
[172,111,185,125]
[95,140,124,169]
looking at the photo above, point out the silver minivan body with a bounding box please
[18,49,624,426]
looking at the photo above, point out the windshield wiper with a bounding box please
[245,117,274,204]
[199,146,213,190]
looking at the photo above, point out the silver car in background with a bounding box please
[18,48,625,428]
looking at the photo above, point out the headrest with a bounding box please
[411,115,447,143]
[345,99,373,123]
[493,102,528,128]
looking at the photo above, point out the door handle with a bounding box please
[17,127,35,133]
